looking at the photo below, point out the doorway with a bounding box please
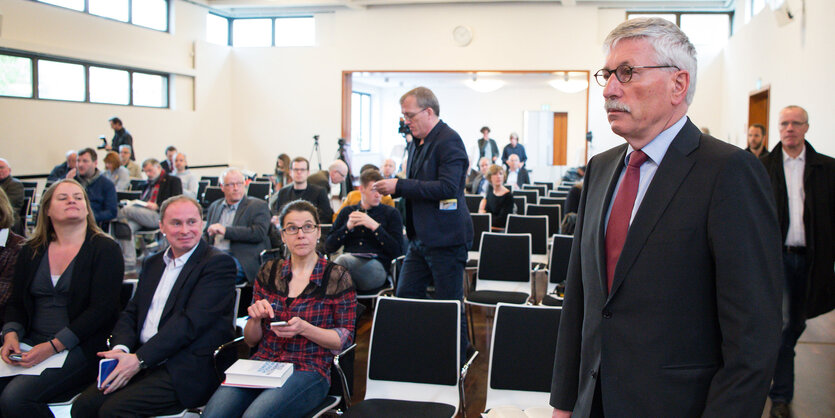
[748,87,770,149]
[553,112,568,165]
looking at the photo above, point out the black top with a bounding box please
[29,252,75,346]
[485,187,514,228]
[325,203,404,267]
[274,184,334,224]
[111,127,135,160]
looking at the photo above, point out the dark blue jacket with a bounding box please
[395,120,473,248]
[80,172,118,223]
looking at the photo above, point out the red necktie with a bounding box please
[605,150,649,292]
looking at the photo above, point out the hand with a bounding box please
[105,144,112,150]
[270,316,308,339]
[271,215,281,226]
[98,350,141,394]
[145,201,158,211]
[247,299,275,320]
[348,211,379,231]
[66,168,77,179]
[18,342,55,368]
[206,223,226,237]
[372,179,397,196]
[553,408,572,418]
[1,332,21,364]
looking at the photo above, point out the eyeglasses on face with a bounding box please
[282,223,319,235]
[594,64,680,87]
[402,108,428,121]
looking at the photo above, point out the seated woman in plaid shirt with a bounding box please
[203,200,357,418]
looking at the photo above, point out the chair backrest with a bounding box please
[506,215,548,255]
[548,234,573,289]
[129,179,147,191]
[365,297,461,412]
[515,189,538,205]
[522,184,546,198]
[486,303,562,411]
[538,197,561,206]
[203,186,224,207]
[391,255,405,292]
[464,194,483,213]
[470,213,491,252]
[197,180,209,203]
[556,185,573,192]
[533,181,553,191]
[476,232,531,293]
[117,191,141,201]
[23,187,35,199]
[247,181,271,200]
[526,204,561,238]
[201,176,219,186]
[120,279,138,310]
[19,197,31,219]
[548,190,569,199]
[513,196,526,215]
[21,181,37,189]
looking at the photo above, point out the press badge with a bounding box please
[439,198,458,211]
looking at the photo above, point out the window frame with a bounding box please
[212,14,315,47]
[35,0,170,33]
[626,10,734,37]
[0,47,170,108]
[351,90,372,152]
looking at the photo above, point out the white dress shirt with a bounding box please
[783,146,806,246]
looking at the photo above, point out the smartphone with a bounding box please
[8,354,22,361]
[98,358,118,389]
[270,321,289,327]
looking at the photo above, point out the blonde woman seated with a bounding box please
[0,180,123,416]
[203,200,357,418]
[478,164,514,230]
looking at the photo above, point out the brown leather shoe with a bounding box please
[770,401,791,418]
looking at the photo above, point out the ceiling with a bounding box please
[206,0,735,16]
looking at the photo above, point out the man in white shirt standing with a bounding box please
[760,105,835,418]
[71,195,236,417]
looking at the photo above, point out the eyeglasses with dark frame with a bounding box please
[594,64,680,87]
[282,223,319,235]
[402,108,428,121]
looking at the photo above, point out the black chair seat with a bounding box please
[541,294,564,306]
[303,395,341,418]
[356,285,392,298]
[466,259,478,268]
[344,399,456,417]
[468,290,528,305]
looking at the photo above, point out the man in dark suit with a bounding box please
[506,153,529,190]
[307,159,353,199]
[204,168,271,285]
[550,18,782,417]
[160,146,177,175]
[118,158,183,270]
[72,195,236,417]
[467,157,490,195]
[107,117,134,161]
[272,157,333,223]
[760,105,835,418]
[373,86,474,358]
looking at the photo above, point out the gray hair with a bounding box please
[220,168,244,185]
[400,86,440,117]
[604,18,698,104]
[118,144,132,152]
[65,150,77,158]
[781,105,809,124]
[328,160,348,176]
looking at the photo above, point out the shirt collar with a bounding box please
[222,200,241,211]
[163,242,199,268]
[0,229,8,247]
[783,145,806,163]
[624,115,687,166]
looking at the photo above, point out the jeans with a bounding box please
[396,239,470,361]
[769,251,808,403]
[334,254,387,291]
[202,370,328,418]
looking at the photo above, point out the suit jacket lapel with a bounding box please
[608,120,700,300]
[232,198,248,225]
[590,146,628,296]
[137,255,167,327]
[159,241,207,322]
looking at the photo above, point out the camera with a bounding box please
[96,135,107,150]
[398,117,411,137]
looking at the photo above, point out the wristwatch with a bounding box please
[136,354,149,370]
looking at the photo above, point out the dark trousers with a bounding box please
[0,347,93,418]
[71,366,185,418]
[396,239,470,361]
[768,250,809,403]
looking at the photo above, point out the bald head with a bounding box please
[328,160,349,184]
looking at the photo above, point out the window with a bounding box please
[38,0,84,11]
[36,0,168,32]
[38,60,86,102]
[207,13,230,46]
[750,0,767,19]
[90,66,130,105]
[352,91,371,152]
[275,17,315,47]
[132,72,168,107]
[626,12,733,43]
[132,0,168,31]
[233,19,273,47]
[0,55,33,98]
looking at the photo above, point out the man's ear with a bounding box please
[670,70,690,105]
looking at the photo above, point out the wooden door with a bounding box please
[748,88,770,149]
[553,112,568,165]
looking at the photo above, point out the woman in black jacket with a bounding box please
[0,179,123,417]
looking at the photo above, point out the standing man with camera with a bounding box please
[373,87,473,358]
[107,117,135,161]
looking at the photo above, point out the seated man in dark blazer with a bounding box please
[506,153,530,190]
[71,195,236,417]
[204,168,271,285]
[272,157,333,223]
